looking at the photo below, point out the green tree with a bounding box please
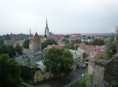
[87,36,91,39]
[71,39,81,44]
[0,45,16,58]
[15,44,23,55]
[105,35,116,58]
[0,39,4,45]
[65,43,75,50]
[23,39,30,49]
[20,66,36,81]
[92,39,104,45]
[41,39,58,49]
[62,38,70,44]
[8,45,16,57]
[0,54,20,87]
[44,48,74,77]
[64,35,69,38]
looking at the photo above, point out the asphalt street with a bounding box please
[36,68,87,87]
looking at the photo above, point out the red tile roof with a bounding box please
[32,32,41,42]
[94,51,104,59]
[44,45,64,51]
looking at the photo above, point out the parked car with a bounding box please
[81,74,85,77]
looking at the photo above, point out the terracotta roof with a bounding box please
[32,32,41,42]
[78,45,91,54]
[5,34,11,40]
[94,51,104,59]
[44,45,64,51]
[78,45,105,54]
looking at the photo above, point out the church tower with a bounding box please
[29,32,41,53]
[44,18,49,37]
[29,29,33,40]
[4,33,14,46]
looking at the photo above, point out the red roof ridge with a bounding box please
[32,32,41,42]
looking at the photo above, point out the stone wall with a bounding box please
[104,54,118,86]
[93,65,105,87]
[91,54,118,87]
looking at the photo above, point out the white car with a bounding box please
[81,74,85,77]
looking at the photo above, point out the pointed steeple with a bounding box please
[45,18,49,37]
[29,29,31,35]
[46,18,48,29]
[32,32,41,42]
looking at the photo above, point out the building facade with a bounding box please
[29,32,41,53]
[4,33,14,46]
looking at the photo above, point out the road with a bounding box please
[36,68,87,87]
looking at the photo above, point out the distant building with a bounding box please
[29,29,33,40]
[44,18,49,37]
[69,49,84,70]
[29,32,41,53]
[34,70,53,82]
[4,33,14,46]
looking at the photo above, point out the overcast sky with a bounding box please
[0,0,118,35]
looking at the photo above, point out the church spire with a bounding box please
[46,18,48,29]
[45,18,49,37]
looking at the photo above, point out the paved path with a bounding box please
[36,68,87,87]
[22,82,35,87]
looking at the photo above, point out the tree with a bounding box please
[0,39,4,45]
[8,45,16,57]
[65,43,75,50]
[20,66,36,81]
[92,39,104,45]
[62,38,70,44]
[87,36,91,39]
[15,44,23,55]
[0,45,16,58]
[0,54,20,87]
[41,39,58,49]
[64,35,69,38]
[105,36,116,58]
[71,39,81,44]
[23,39,30,49]
[44,48,74,77]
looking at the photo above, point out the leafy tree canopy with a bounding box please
[92,39,104,45]
[15,44,23,55]
[44,48,74,77]
[41,39,58,49]
[0,45,16,58]
[71,39,81,44]
[105,35,116,58]
[23,39,30,49]
[0,54,20,87]
[87,36,91,39]
[65,43,75,50]
[20,66,37,81]
[62,38,70,44]
[64,35,69,38]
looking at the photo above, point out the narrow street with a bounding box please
[35,68,87,87]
